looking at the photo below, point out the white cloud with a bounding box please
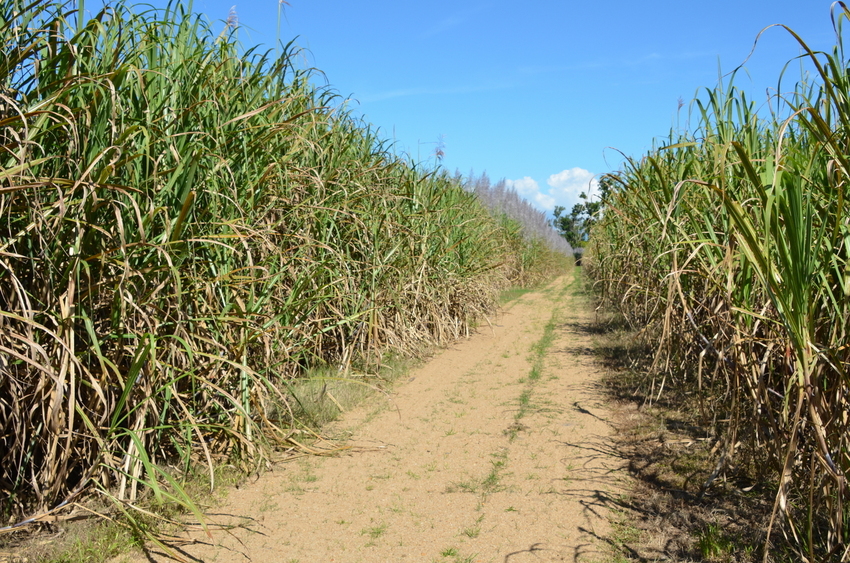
[546,168,599,209]
[505,167,600,215]
[506,176,538,197]
[505,177,556,211]
[533,192,556,210]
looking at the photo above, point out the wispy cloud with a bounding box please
[518,61,607,75]
[361,81,512,103]
[518,50,714,76]
[419,4,488,39]
[624,50,714,66]
[362,88,428,103]
[421,15,466,38]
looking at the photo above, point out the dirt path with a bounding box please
[124,270,625,563]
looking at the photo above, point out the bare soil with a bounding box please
[116,271,628,563]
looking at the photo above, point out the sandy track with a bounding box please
[124,270,624,563]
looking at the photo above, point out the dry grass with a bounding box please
[585,5,850,558]
[588,312,791,562]
[0,0,571,553]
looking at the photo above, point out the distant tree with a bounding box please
[553,196,600,248]
[552,174,616,247]
[552,205,582,248]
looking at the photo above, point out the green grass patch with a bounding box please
[499,287,534,304]
[361,522,388,540]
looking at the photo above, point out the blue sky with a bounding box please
[139,0,837,214]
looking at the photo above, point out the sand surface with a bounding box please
[122,271,625,563]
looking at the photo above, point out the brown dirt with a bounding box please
[118,271,627,563]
